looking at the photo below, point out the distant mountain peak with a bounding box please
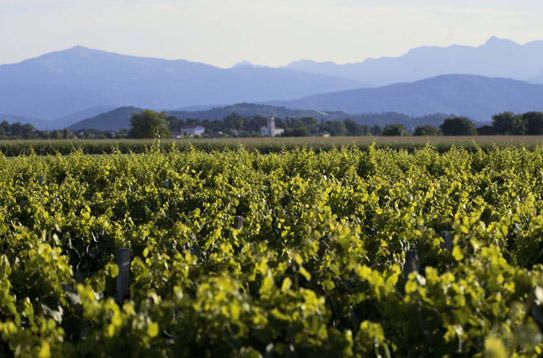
[53,45,102,55]
[288,59,318,65]
[285,59,339,68]
[232,60,262,68]
[32,45,114,62]
[68,45,92,51]
[483,36,519,47]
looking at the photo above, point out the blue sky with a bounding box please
[1,0,542,67]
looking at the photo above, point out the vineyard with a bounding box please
[2,144,543,357]
[1,136,543,156]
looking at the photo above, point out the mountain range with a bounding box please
[2,37,543,128]
[70,74,543,129]
[283,37,543,86]
[269,75,543,122]
[0,46,362,121]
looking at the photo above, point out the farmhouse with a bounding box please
[178,125,205,137]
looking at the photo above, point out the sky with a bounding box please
[1,0,543,68]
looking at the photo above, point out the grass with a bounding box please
[177,135,543,147]
[2,136,543,156]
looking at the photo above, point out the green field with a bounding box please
[2,136,543,156]
[1,145,543,357]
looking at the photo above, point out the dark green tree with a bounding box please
[21,124,36,139]
[283,126,309,137]
[50,130,62,139]
[523,112,543,135]
[167,116,185,133]
[414,125,441,136]
[370,125,382,136]
[301,117,318,127]
[223,113,246,130]
[344,119,362,136]
[129,110,171,139]
[381,123,407,136]
[0,121,10,137]
[245,116,268,133]
[322,121,347,136]
[476,125,496,135]
[62,128,73,139]
[300,117,319,134]
[0,121,9,136]
[492,112,526,135]
[10,122,24,137]
[440,117,477,136]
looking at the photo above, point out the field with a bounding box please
[2,135,543,156]
[2,145,543,357]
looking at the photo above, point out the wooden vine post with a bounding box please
[403,249,420,278]
[440,231,453,251]
[116,248,130,303]
[234,216,244,229]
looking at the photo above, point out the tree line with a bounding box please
[0,121,123,140]
[165,113,381,137]
[130,111,448,138]
[487,112,543,135]
[128,111,480,138]
[3,110,543,140]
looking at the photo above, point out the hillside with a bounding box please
[0,113,52,129]
[168,104,334,121]
[53,106,116,129]
[0,46,362,120]
[69,103,450,131]
[269,75,543,122]
[0,106,116,130]
[169,104,450,128]
[70,104,341,131]
[284,37,543,85]
[69,107,143,131]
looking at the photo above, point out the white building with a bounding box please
[179,126,205,137]
[260,117,284,137]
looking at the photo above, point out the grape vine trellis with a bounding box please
[0,144,543,357]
